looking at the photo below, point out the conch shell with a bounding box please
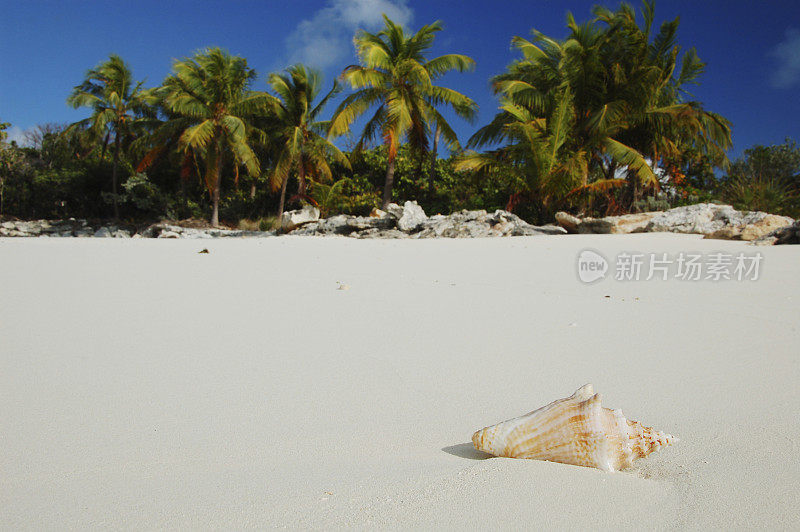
[472,384,675,472]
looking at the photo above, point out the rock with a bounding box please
[138,222,276,239]
[346,216,394,231]
[555,212,581,233]
[557,203,795,238]
[412,209,564,238]
[281,205,320,232]
[385,203,404,219]
[112,230,132,238]
[93,227,113,238]
[752,236,778,246]
[740,215,793,241]
[580,212,657,234]
[535,224,569,235]
[704,227,742,240]
[369,208,388,218]
[776,221,800,244]
[288,213,395,236]
[16,221,43,236]
[353,228,409,239]
[397,201,427,232]
[552,211,655,234]
[754,220,800,245]
[646,203,741,234]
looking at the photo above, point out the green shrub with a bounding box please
[723,177,798,217]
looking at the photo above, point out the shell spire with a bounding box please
[471,384,675,472]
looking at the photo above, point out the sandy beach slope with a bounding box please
[1,234,798,529]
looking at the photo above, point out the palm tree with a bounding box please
[592,2,732,202]
[154,48,270,227]
[265,64,350,218]
[67,55,151,218]
[462,1,731,216]
[330,15,477,208]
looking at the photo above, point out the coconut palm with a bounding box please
[154,48,270,227]
[330,15,477,208]
[460,28,652,219]
[463,1,731,216]
[265,64,350,218]
[67,55,152,218]
[592,2,732,199]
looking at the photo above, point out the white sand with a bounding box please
[1,234,798,529]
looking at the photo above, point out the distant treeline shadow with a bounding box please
[442,443,493,460]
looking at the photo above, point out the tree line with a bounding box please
[1,2,798,226]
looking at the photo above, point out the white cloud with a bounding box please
[284,0,413,69]
[4,125,31,147]
[770,28,800,89]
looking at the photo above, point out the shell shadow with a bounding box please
[442,443,493,460]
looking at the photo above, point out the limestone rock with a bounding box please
[704,227,742,240]
[753,220,800,245]
[281,205,320,232]
[385,203,404,219]
[555,212,581,233]
[557,203,794,238]
[397,201,428,232]
[740,215,793,241]
[94,227,113,238]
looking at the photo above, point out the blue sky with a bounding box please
[1,0,799,158]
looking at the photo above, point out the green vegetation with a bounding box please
[265,64,350,218]
[1,3,796,226]
[144,48,271,227]
[66,55,153,218]
[329,15,477,207]
[721,139,800,217]
[458,1,732,222]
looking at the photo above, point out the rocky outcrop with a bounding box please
[288,203,566,238]
[0,219,134,238]
[704,214,795,241]
[555,204,795,243]
[280,205,320,232]
[5,203,793,243]
[647,204,793,238]
[139,223,276,239]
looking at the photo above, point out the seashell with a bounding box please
[472,384,675,472]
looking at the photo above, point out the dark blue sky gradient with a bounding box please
[1,0,798,157]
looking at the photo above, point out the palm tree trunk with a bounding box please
[111,135,121,219]
[210,147,222,228]
[250,182,257,199]
[298,162,307,198]
[277,176,288,219]
[382,157,397,209]
[180,177,187,211]
[428,125,440,202]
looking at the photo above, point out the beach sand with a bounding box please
[1,234,798,529]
